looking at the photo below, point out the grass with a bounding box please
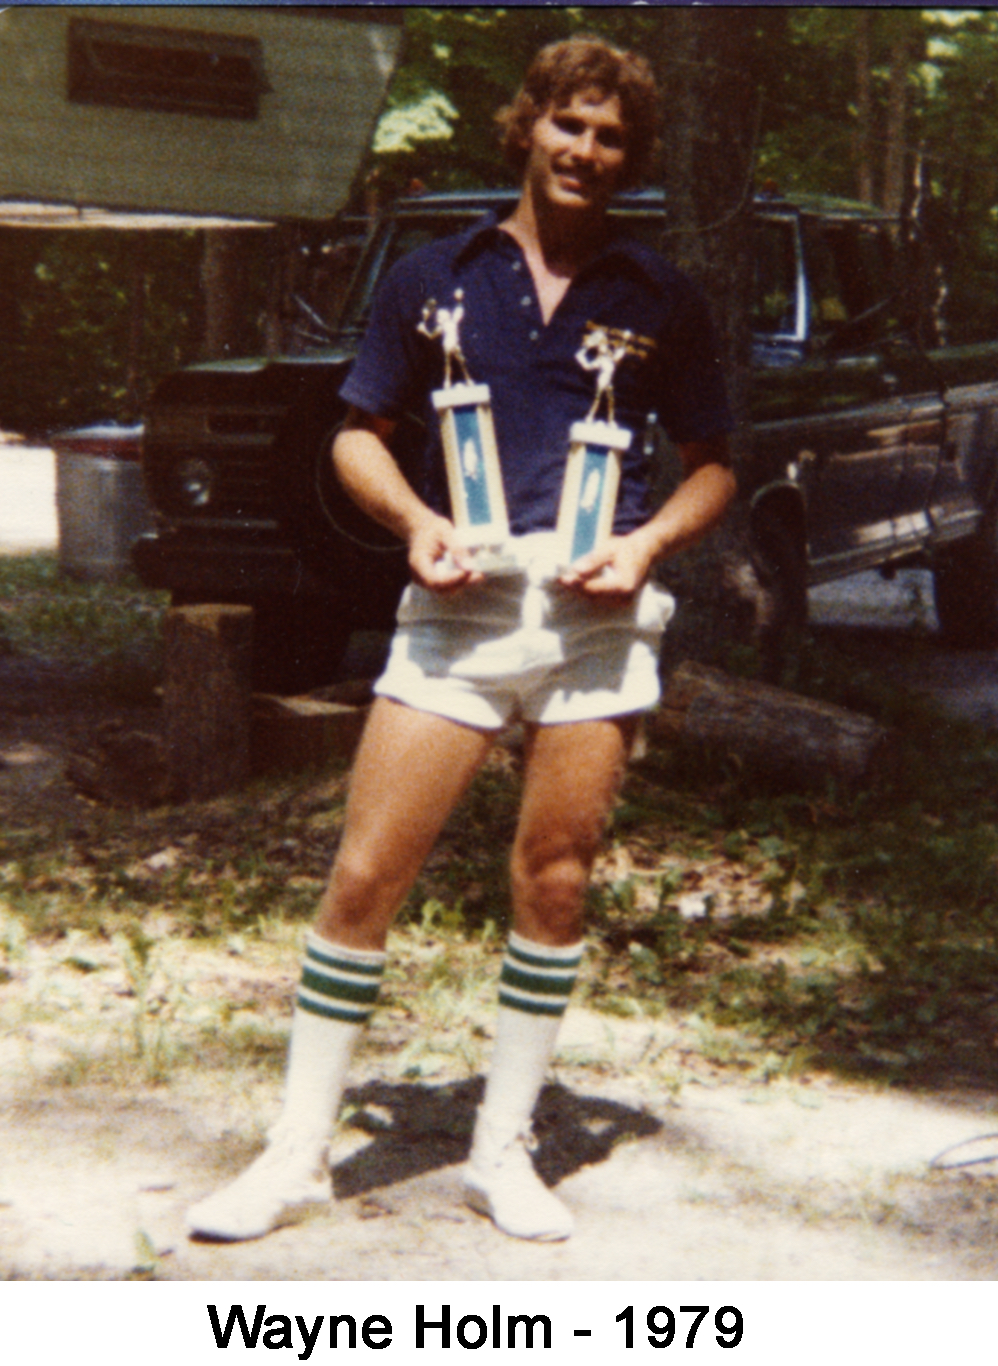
[4,550,998,1095]
[578,634,998,1090]
[0,551,168,701]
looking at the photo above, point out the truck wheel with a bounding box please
[287,403,417,634]
[297,405,422,572]
[751,512,808,680]
[933,507,998,648]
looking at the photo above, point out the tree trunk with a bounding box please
[882,31,912,217]
[650,661,894,789]
[854,11,875,204]
[124,235,147,419]
[201,230,245,361]
[657,9,756,439]
[652,12,775,673]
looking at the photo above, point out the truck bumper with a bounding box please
[132,530,318,600]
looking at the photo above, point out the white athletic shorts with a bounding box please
[374,532,675,730]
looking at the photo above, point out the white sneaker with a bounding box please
[463,1126,574,1242]
[187,1131,331,1241]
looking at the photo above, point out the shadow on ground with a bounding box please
[333,1077,662,1199]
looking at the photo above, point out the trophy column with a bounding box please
[433,383,516,573]
[556,419,631,567]
[555,323,647,570]
[419,290,516,575]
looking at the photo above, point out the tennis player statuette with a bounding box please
[420,291,516,574]
[556,323,650,568]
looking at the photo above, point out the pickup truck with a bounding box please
[133,188,998,689]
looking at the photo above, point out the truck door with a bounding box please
[753,213,914,580]
[889,337,947,555]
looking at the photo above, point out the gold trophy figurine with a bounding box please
[556,323,649,568]
[419,290,516,574]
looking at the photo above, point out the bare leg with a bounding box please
[316,696,496,948]
[466,714,637,1240]
[511,714,636,942]
[187,697,494,1241]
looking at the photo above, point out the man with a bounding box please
[188,35,735,1245]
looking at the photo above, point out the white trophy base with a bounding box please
[464,542,521,575]
[442,542,521,576]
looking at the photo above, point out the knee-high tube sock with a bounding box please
[474,931,583,1150]
[270,930,386,1145]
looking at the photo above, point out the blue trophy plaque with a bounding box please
[556,419,630,566]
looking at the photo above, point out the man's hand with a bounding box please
[557,446,736,602]
[557,527,656,601]
[334,408,482,595]
[409,511,484,593]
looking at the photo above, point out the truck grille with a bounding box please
[143,406,285,523]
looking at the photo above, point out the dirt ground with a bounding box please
[3,653,998,1282]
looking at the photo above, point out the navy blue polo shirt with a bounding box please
[340,213,732,537]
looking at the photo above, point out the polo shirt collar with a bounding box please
[453,207,663,285]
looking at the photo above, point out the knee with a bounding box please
[510,837,593,927]
[322,846,405,929]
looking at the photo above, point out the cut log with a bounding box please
[251,693,369,775]
[649,660,893,789]
[163,604,253,800]
[65,721,172,807]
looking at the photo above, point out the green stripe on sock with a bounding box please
[297,992,373,1024]
[306,945,385,977]
[500,963,574,997]
[498,937,582,1019]
[507,942,583,971]
[301,966,381,1006]
[497,990,567,1017]
[298,939,384,1027]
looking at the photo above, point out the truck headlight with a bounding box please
[177,457,215,509]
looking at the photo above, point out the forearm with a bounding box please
[332,418,435,544]
[332,409,481,591]
[631,458,737,566]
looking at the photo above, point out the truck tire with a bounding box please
[750,511,808,680]
[933,506,998,648]
[296,404,423,571]
[286,402,418,640]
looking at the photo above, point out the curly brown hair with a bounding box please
[496,36,659,189]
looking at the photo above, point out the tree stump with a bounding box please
[649,660,893,789]
[163,604,253,800]
[251,694,369,775]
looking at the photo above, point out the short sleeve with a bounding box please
[339,257,427,419]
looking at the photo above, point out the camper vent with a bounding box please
[67,18,270,120]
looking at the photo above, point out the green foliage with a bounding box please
[0,227,272,436]
[0,552,167,701]
[368,8,998,345]
[366,8,666,197]
[2,10,996,435]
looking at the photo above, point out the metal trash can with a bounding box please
[52,423,153,582]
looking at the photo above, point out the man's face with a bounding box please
[521,89,628,215]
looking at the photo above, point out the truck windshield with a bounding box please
[801,217,898,344]
[337,212,495,338]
